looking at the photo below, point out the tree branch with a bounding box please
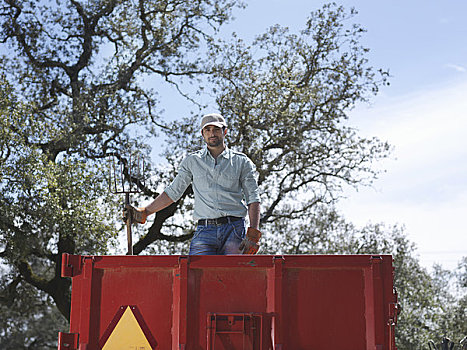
[133,186,194,254]
[0,275,21,308]
[17,260,49,293]
[3,0,70,72]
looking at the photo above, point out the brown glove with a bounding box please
[122,204,147,224]
[239,227,262,254]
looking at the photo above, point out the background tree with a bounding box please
[0,73,114,347]
[1,1,464,349]
[426,258,467,349]
[258,206,466,349]
[157,3,391,249]
[152,5,467,347]
[0,0,240,347]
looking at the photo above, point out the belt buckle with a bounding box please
[206,218,217,226]
[212,217,224,225]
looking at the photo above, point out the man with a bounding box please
[125,113,262,255]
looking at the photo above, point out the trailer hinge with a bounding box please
[61,254,83,277]
[388,301,399,325]
[387,299,399,350]
[58,332,79,350]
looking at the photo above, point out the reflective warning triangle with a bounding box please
[100,306,156,350]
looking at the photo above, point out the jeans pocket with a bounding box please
[231,220,246,241]
[193,225,206,240]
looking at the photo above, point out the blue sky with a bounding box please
[223,0,467,93]
[210,0,467,270]
[3,1,465,268]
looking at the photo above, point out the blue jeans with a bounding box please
[189,218,246,255]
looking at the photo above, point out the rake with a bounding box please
[109,153,145,255]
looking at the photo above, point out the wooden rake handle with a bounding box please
[125,193,133,255]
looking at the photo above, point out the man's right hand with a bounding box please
[239,227,262,254]
[122,205,147,224]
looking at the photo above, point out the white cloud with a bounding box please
[340,79,467,270]
[445,63,467,73]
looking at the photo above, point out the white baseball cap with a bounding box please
[200,113,227,131]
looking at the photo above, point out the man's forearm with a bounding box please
[248,202,261,229]
[144,191,174,216]
[127,191,175,225]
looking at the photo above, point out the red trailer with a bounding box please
[58,254,398,350]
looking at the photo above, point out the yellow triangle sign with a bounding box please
[102,306,152,350]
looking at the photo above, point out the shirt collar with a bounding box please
[202,145,230,160]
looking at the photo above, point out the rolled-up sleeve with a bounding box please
[164,157,193,202]
[240,158,260,204]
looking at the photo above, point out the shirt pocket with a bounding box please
[218,172,240,191]
[193,171,212,192]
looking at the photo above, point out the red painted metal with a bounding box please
[57,332,79,349]
[59,254,397,350]
[206,313,271,349]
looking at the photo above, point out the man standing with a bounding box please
[125,113,262,255]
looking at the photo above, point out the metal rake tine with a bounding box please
[115,156,119,193]
[136,153,140,180]
[113,156,118,193]
[136,153,145,188]
[108,153,146,194]
[120,159,125,193]
[128,153,132,193]
[108,157,112,193]
[140,155,145,188]
[108,155,117,194]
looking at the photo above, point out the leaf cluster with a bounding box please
[162,4,392,230]
[0,0,242,328]
[260,206,466,349]
[3,2,462,349]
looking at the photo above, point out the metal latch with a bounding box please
[61,254,83,277]
[206,313,272,350]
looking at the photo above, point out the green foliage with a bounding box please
[159,5,466,346]
[1,1,242,344]
[0,1,465,348]
[259,207,467,349]
[0,74,118,346]
[150,3,394,255]
[0,271,68,349]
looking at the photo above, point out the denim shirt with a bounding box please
[164,147,260,220]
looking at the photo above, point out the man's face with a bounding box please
[202,125,226,148]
